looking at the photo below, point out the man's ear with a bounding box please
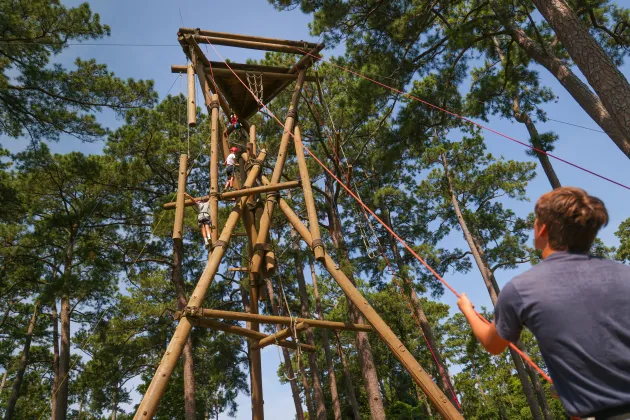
[538,222,548,238]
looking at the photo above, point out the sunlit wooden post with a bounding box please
[250,70,306,274]
[293,126,325,261]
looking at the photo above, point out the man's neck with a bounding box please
[541,247,557,260]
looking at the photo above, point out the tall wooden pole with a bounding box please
[270,184,464,420]
[209,94,220,244]
[293,126,324,261]
[250,70,306,273]
[173,155,188,240]
[134,150,267,420]
[187,63,197,127]
[171,154,197,420]
[239,144,264,420]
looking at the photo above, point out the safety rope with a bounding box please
[205,39,553,385]
[290,46,629,192]
[304,82,459,405]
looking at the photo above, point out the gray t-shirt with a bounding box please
[195,201,210,221]
[495,252,630,417]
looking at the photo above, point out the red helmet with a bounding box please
[230,146,239,153]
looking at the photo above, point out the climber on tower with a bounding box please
[229,112,240,131]
[184,192,212,247]
[224,146,239,191]
[457,187,630,420]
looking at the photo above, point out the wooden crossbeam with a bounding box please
[162,180,301,210]
[192,318,316,353]
[189,35,306,55]
[196,309,373,332]
[171,65,317,82]
[178,28,319,50]
[251,322,309,351]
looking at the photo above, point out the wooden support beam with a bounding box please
[162,181,301,210]
[134,150,267,420]
[172,155,187,240]
[250,70,307,274]
[193,35,305,54]
[171,65,316,81]
[197,309,373,332]
[251,322,308,351]
[293,126,325,261]
[269,179,464,420]
[187,64,197,127]
[192,318,316,353]
[228,267,249,272]
[178,28,319,49]
[209,93,220,244]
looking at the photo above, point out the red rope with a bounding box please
[304,80,461,407]
[291,47,629,192]
[206,39,553,384]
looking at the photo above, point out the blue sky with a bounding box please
[4,0,630,418]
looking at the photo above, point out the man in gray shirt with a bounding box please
[457,187,630,419]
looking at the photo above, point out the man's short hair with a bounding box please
[535,187,608,253]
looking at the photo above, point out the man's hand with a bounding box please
[457,293,474,314]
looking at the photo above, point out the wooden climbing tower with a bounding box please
[134,28,463,420]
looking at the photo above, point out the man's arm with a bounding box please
[458,293,510,355]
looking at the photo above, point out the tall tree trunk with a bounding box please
[55,229,76,420]
[0,371,7,395]
[309,255,343,420]
[494,7,630,157]
[55,295,71,420]
[0,299,11,329]
[491,37,562,189]
[300,363,315,420]
[334,331,361,420]
[111,385,118,420]
[440,153,549,420]
[511,97,562,189]
[5,301,40,419]
[264,279,305,420]
[291,229,327,420]
[51,300,60,419]
[530,0,630,141]
[172,237,197,420]
[324,178,386,420]
[381,207,460,409]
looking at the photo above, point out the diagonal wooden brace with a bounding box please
[251,321,309,351]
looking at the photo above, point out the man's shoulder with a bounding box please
[508,263,549,288]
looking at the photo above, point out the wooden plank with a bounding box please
[178,28,319,49]
[198,309,373,332]
[251,322,308,351]
[171,65,316,81]
[194,35,307,54]
[162,181,301,209]
[193,318,316,353]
